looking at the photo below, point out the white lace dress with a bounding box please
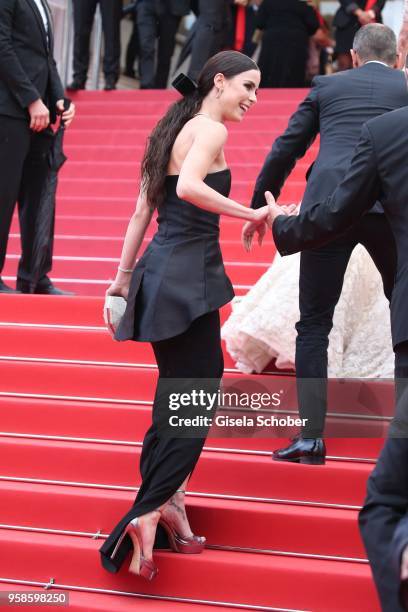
[222,244,394,378]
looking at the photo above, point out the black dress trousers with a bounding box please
[72,0,122,83]
[295,213,396,438]
[99,310,224,572]
[137,0,181,89]
[0,116,54,285]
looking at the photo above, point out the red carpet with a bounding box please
[0,90,385,611]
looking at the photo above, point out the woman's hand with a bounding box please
[106,272,132,300]
[242,220,267,252]
[251,204,271,224]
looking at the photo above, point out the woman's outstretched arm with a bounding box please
[176,119,269,222]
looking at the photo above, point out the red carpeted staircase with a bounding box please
[0,90,388,611]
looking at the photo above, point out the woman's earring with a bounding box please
[216,88,224,99]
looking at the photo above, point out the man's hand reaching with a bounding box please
[242,197,299,252]
[264,191,298,225]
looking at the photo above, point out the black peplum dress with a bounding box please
[100,169,234,572]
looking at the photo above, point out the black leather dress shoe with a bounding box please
[66,80,86,91]
[17,280,74,295]
[34,283,74,296]
[0,279,20,293]
[272,437,326,465]
[104,78,117,91]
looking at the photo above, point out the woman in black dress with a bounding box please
[100,51,269,580]
[255,0,320,88]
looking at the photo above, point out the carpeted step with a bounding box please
[0,583,242,612]
[0,480,366,559]
[0,528,379,611]
[0,435,373,506]
[65,130,293,147]
[74,100,305,116]
[7,236,276,263]
[0,396,384,459]
[0,360,394,425]
[53,178,306,203]
[64,144,318,165]
[59,161,312,183]
[2,258,268,287]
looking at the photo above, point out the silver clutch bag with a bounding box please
[104,295,127,337]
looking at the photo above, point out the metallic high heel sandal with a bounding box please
[110,517,158,580]
[159,490,206,554]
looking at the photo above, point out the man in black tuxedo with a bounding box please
[249,24,408,464]
[358,437,408,612]
[0,0,75,294]
[267,102,408,414]
[68,0,122,91]
[137,0,190,89]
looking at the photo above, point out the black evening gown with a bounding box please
[99,169,234,572]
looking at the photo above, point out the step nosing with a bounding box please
[0,353,287,378]
[0,390,393,423]
[0,432,377,463]
[0,578,308,612]
[0,476,362,511]
[0,523,368,564]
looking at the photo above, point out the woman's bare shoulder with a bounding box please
[191,116,228,143]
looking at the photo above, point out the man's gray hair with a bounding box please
[353,24,397,65]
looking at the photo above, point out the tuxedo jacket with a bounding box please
[272,105,408,348]
[0,0,64,122]
[251,63,408,213]
[359,438,408,612]
[333,0,385,29]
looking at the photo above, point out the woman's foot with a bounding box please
[110,510,161,579]
[161,490,194,538]
[136,510,161,563]
[160,490,205,553]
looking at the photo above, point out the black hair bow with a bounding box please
[172,73,198,96]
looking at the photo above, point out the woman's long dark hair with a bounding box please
[141,51,259,210]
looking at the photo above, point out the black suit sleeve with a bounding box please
[0,0,41,108]
[48,57,65,107]
[272,123,381,255]
[359,439,408,611]
[251,82,320,209]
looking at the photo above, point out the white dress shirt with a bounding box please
[32,0,49,38]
